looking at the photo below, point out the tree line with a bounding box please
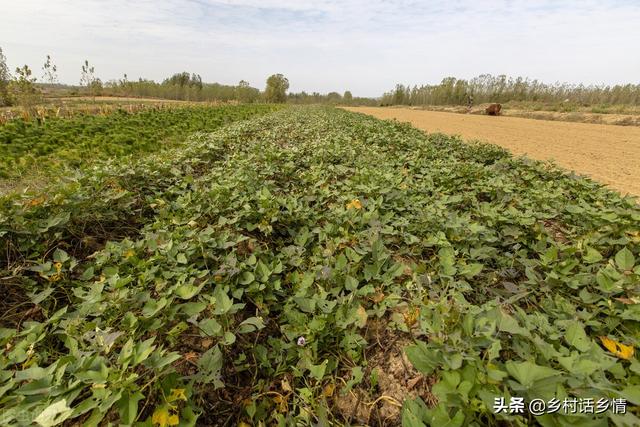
[381,75,640,106]
[0,48,369,109]
[4,47,638,110]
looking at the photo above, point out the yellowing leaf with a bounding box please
[346,199,362,210]
[280,378,292,393]
[371,291,385,304]
[355,305,368,328]
[615,297,639,305]
[272,394,288,413]
[124,249,135,258]
[167,388,187,403]
[48,273,62,282]
[323,383,335,397]
[26,197,45,207]
[238,422,251,427]
[403,307,420,327]
[152,406,179,427]
[599,336,635,360]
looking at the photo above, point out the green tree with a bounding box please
[236,80,259,103]
[343,91,353,104]
[0,47,11,106]
[264,73,289,103]
[392,84,406,105]
[162,72,203,100]
[326,91,342,104]
[89,78,103,97]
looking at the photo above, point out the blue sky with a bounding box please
[1,0,639,97]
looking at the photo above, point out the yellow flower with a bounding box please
[346,199,362,210]
[599,336,635,360]
[124,249,135,259]
[54,262,62,272]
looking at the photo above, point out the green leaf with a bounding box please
[309,359,328,380]
[255,260,271,283]
[583,247,603,264]
[344,366,364,392]
[223,331,236,345]
[34,399,73,427]
[142,297,168,318]
[461,263,483,278]
[174,284,202,300]
[615,247,635,270]
[80,267,95,280]
[402,397,430,427]
[118,338,135,365]
[52,248,69,263]
[405,342,439,375]
[238,271,255,285]
[620,385,640,405]
[505,360,559,388]
[117,391,144,426]
[199,318,223,336]
[238,316,265,333]
[344,276,359,291]
[212,286,233,315]
[132,337,156,365]
[197,345,224,387]
[176,253,188,264]
[294,297,316,313]
[564,321,591,352]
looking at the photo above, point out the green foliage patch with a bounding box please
[0,104,281,180]
[0,107,639,426]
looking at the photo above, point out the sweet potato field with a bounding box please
[1,107,639,426]
[0,104,280,180]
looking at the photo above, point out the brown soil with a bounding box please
[345,107,640,197]
[396,104,640,127]
[334,318,436,426]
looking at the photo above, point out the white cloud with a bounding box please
[1,0,638,96]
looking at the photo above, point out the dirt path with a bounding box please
[345,107,640,197]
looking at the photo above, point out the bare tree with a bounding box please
[80,59,101,101]
[0,47,11,106]
[10,65,42,112]
[42,54,58,84]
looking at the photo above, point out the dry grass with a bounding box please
[402,103,640,127]
[0,96,226,124]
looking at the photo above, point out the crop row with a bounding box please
[0,107,639,426]
[0,104,281,180]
